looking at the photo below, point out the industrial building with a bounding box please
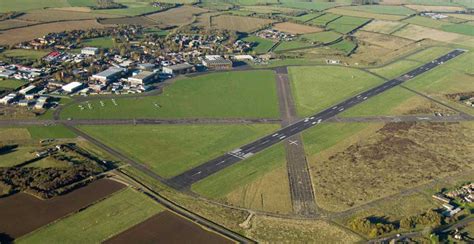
[62,81,85,94]
[91,67,124,84]
[81,47,99,56]
[202,55,232,70]
[162,63,194,75]
[128,71,156,85]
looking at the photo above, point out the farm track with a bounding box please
[275,67,319,217]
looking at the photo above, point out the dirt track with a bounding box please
[0,179,124,239]
[104,211,233,244]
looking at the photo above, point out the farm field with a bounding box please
[0,20,111,45]
[0,179,124,239]
[0,145,38,167]
[273,40,315,52]
[0,0,70,12]
[327,16,370,34]
[272,22,323,34]
[393,24,474,47]
[279,0,343,11]
[242,35,275,54]
[91,0,165,16]
[192,144,291,213]
[0,79,28,89]
[355,31,414,50]
[305,121,474,212]
[79,124,279,178]
[0,19,38,31]
[18,188,162,244]
[211,15,273,32]
[26,125,76,139]
[104,211,232,244]
[299,31,342,44]
[403,16,474,36]
[98,16,158,26]
[326,7,404,21]
[285,13,323,23]
[61,70,279,119]
[289,66,384,116]
[17,9,120,22]
[404,4,466,12]
[309,13,341,26]
[361,20,407,34]
[147,5,207,26]
[344,5,415,15]
[329,39,356,54]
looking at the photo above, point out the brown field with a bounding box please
[17,9,120,23]
[327,7,404,21]
[211,15,273,32]
[99,16,159,27]
[405,4,466,12]
[310,122,474,212]
[393,24,474,47]
[361,20,407,34]
[51,7,92,12]
[147,5,208,26]
[355,31,413,50]
[0,128,31,142]
[104,211,232,244]
[0,179,124,239]
[244,215,363,243]
[225,166,292,214]
[0,20,113,45]
[447,13,474,21]
[0,19,38,31]
[195,12,221,29]
[273,22,323,34]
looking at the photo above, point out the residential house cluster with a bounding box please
[432,183,474,217]
[256,29,296,41]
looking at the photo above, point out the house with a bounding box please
[162,63,194,75]
[81,47,99,56]
[0,93,18,105]
[128,71,156,85]
[62,81,85,94]
[19,85,37,95]
[0,70,15,78]
[202,55,232,70]
[91,67,124,84]
[432,194,451,204]
[18,99,33,107]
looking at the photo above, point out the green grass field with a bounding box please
[309,13,341,26]
[81,37,115,49]
[406,46,453,63]
[1,49,49,61]
[80,124,279,178]
[192,143,285,198]
[0,79,27,89]
[242,35,275,54]
[27,125,76,139]
[0,146,36,167]
[286,13,323,23]
[329,39,356,54]
[441,23,474,36]
[0,0,70,12]
[67,0,97,7]
[327,16,370,34]
[299,31,342,44]
[345,5,415,16]
[404,16,474,36]
[92,0,163,16]
[18,188,163,244]
[61,70,279,119]
[273,40,314,52]
[279,0,342,11]
[369,60,422,79]
[289,66,384,117]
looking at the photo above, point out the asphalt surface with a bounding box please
[276,67,318,216]
[167,49,467,190]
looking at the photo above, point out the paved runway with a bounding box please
[167,49,466,189]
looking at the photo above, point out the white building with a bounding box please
[162,63,194,75]
[128,71,156,85]
[62,82,85,94]
[81,47,99,56]
[91,67,124,84]
[0,93,18,105]
[19,85,37,95]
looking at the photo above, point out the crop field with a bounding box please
[192,144,292,213]
[242,35,275,54]
[0,0,70,12]
[344,5,415,16]
[80,124,279,178]
[81,37,115,48]
[404,16,474,36]
[279,0,343,11]
[0,20,110,45]
[305,121,474,212]
[0,79,28,89]
[326,7,405,21]
[0,19,38,31]
[272,22,323,34]
[62,71,279,119]
[393,24,474,47]
[273,40,315,52]
[285,13,323,23]
[329,39,356,54]
[211,15,273,32]
[447,13,474,21]
[355,31,414,50]
[104,211,233,244]
[361,20,407,34]
[1,49,49,61]
[0,179,124,239]
[327,16,370,34]
[404,4,466,12]
[147,5,208,26]
[19,188,162,243]
[289,66,384,116]
[91,0,166,16]
[299,31,342,44]
[17,9,119,23]
[99,16,159,26]
[309,13,341,26]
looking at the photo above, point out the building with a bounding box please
[233,55,254,61]
[91,67,124,84]
[19,85,37,95]
[202,55,232,70]
[128,71,156,85]
[137,63,155,71]
[0,70,15,78]
[162,63,194,75]
[62,81,85,94]
[0,93,17,105]
[18,100,33,107]
[81,47,99,56]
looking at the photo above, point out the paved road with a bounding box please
[167,49,467,189]
[329,114,473,123]
[275,67,318,216]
